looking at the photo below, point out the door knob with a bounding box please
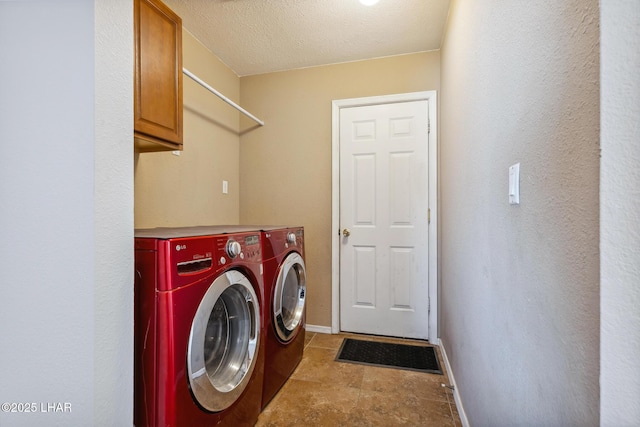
[342,228,351,237]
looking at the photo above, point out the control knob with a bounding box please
[226,239,242,259]
[286,232,297,245]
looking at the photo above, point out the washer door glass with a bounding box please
[187,270,260,412]
[273,253,306,342]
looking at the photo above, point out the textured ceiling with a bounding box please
[162,0,451,76]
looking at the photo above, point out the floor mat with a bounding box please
[335,338,443,374]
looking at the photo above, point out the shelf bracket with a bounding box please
[183,68,265,126]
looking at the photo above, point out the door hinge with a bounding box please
[428,297,431,314]
[428,208,431,224]
[427,117,431,134]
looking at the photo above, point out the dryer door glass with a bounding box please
[273,252,306,342]
[187,270,260,412]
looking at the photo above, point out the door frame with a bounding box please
[331,91,438,341]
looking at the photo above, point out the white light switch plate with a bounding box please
[509,163,520,205]
[222,180,228,194]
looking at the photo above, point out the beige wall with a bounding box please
[239,52,440,327]
[135,30,241,228]
[440,0,599,424]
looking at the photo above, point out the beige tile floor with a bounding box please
[256,332,462,426]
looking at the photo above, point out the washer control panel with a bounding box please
[215,233,262,265]
[225,239,242,259]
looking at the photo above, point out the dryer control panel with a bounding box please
[262,227,304,260]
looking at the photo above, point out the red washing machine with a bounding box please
[260,226,307,408]
[134,227,264,427]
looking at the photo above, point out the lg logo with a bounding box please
[176,244,187,251]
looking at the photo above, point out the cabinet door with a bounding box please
[134,0,183,151]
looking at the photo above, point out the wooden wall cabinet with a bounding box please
[134,0,183,152]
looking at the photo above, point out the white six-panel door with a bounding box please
[339,100,430,339]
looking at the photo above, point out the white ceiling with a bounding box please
[162,0,451,77]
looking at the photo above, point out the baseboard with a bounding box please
[438,338,470,427]
[305,324,332,334]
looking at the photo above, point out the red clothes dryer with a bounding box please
[260,226,307,408]
[134,227,265,427]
